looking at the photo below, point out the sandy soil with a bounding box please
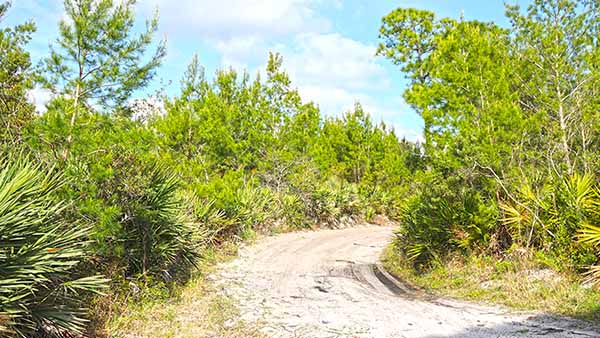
[213,225,600,338]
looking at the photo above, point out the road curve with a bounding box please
[214,225,599,338]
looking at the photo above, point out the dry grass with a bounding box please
[100,244,265,338]
[381,245,600,321]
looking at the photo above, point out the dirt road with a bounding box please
[214,225,599,338]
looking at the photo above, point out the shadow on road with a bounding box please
[417,314,600,338]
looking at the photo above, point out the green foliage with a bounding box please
[113,163,201,277]
[152,53,417,235]
[377,8,439,82]
[0,0,420,335]
[0,153,107,337]
[41,0,166,110]
[0,2,35,144]
[236,185,275,236]
[9,0,600,333]
[28,109,203,280]
[39,0,165,161]
[276,193,308,229]
[308,178,361,223]
[506,0,600,173]
[398,174,497,268]
[499,174,598,267]
[23,52,418,338]
[380,0,600,282]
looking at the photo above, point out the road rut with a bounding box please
[214,225,599,338]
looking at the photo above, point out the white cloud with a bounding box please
[137,0,399,123]
[215,36,267,69]
[141,0,330,40]
[276,33,389,92]
[28,87,53,114]
[211,31,394,118]
[269,33,406,134]
[297,84,358,115]
[391,123,424,143]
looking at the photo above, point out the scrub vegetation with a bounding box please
[378,0,600,321]
[0,0,417,336]
[1,0,600,336]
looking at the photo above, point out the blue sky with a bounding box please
[3,0,530,141]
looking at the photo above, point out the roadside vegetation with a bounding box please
[382,246,600,321]
[0,0,418,336]
[377,0,600,320]
[102,244,265,338]
[2,0,600,336]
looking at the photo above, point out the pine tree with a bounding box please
[41,0,166,160]
[0,1,35,144]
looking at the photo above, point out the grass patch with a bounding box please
[96,242,265,338]
[381,245,600,321]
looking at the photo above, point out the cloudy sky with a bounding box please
[3,0,529,142]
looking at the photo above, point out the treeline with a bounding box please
[378,0,600,280]
[0,0,419,336]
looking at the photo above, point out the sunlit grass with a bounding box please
[382,245,600,321]
[99,243,265,338]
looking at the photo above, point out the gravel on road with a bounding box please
[213,225,600,338]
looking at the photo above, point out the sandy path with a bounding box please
[213,225,599,338]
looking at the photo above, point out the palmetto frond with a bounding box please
[122,164,201,277]
[579,222,600,247]
[499,202,530,227]
[0,154,108,337]
[565,173,596,211]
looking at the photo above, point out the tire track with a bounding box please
[214,226,600,338]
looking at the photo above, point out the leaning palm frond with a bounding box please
[583,265,600,289]
[122,164,201,278]
[579,222,600,248]
[499,202,530,227]
[0,154,108,337]
[566,173,596,211]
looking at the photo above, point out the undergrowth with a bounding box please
[382,245,600,322]
[97,243,264,338]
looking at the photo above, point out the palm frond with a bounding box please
[578,222,600,247]
[499,202,530,227]
[0,153,107,337]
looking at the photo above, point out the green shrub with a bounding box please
[193,170,246,214]
[364,205,376,222]
[232,184,274,236]
[276,192,309,229]
[308,178,361,222]
[185,194,228,244]
[118,164,201,278]
[397,174,497,268]
[501,173,598,268]
[192,172,279,239]
[0,155,107,337]
[66,147,203,281]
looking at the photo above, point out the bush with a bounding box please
[277,192,309,229]
[308,178,361,223]
[117,164,201,278]
[231,184,274,236]
[398,174,497,268]
[185,194,228,244]
[500,173,598,268]
[0,154,107,337]
[49,145,204,284]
